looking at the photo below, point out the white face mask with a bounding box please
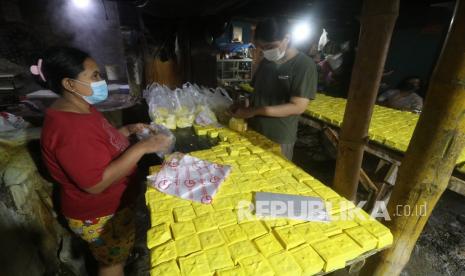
[263,47,286,62]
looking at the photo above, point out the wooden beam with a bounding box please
[362,1,465,274]
[332,0,399,201]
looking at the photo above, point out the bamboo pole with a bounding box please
[362,1,465,275]
[333,0,399,201]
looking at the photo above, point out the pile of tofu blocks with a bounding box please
[145,125,393,276]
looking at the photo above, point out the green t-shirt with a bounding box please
[249,52,317,144]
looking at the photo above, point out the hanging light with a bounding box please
[72,0,91,9]
[292,22,313,44]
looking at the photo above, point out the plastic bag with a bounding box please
[182,83,218,126]
[174,88,196,128]
[0,112,30,132]
[144,84,177,129]
[136,123,176,158]
[208,87,233,124]
[147,153,232,204]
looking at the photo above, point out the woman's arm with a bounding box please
[118,123,149,137]
[85,134,170,194]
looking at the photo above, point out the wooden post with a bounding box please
[362,1,465,275]
[333,0,399,201]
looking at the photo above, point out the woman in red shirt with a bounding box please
[35,47,170,276]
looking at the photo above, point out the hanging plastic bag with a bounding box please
[147,153,232,204]
[136,123,176,158]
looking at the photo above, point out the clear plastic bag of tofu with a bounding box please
[144,83,178,129]
[182,83,218,126]
[136,123,176,158]
[173,87,196,128]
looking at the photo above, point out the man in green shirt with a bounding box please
[231,18,317,160]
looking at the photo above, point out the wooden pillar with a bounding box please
[362,1,465,275]
[333,0,399,201]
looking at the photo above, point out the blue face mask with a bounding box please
[72,79,108,105]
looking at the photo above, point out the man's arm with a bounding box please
[255,96,310,117]
[231,97,311,119]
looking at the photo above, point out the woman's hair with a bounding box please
[254,18,289,43]
[40,47,90,94]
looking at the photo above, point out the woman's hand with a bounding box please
[119,123,150,137]
[139,134,172,154]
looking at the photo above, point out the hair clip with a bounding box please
[30,59,46,82]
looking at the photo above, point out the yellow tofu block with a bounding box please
[173,205,196,222]
[153,199,176,212]
[239,221,269,239]
[248,146,265,154]
[289,244,325,276]
[221,224,248,244]
[150,260,180,276]
[239,165,257,174]
[313,186,341,200]
[226,147,239,156]
[294,223,327,244]
[292,173,314,183]
[178,252,211,276]
[147,223,172,249]
[199,229,225,249]
[253,233,284,257]
[331,219,359,230]
[175,234,202,257]
[264,219,288,229]
[171,221,196,240]
[228,240,258,263]
[216,266,245,276]
[211,209,237,226]
[192,202,215,216]
[256,165,270,174]
[239,149,251,156]
[330,233,364,261]
[150,210,173,227]
[313,222,342,236]
[362,221,393,249]
[326,197,356,215]
[239,254,274,276]
[150,240,177,266]
[274,226,306,249]
[352,208,376,225]
[302,180,327,190]
[267,251,302,276]
[204,246,235,271]
[194,126,208,136]
[311,238,346,272]
[208,130,219,138]
[344,226,378,252]
[169,197,193,208]
[193,214,217,233]
[212,196,235,211]
[216,184,240,197]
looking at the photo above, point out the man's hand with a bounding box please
[231,107,256,119]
